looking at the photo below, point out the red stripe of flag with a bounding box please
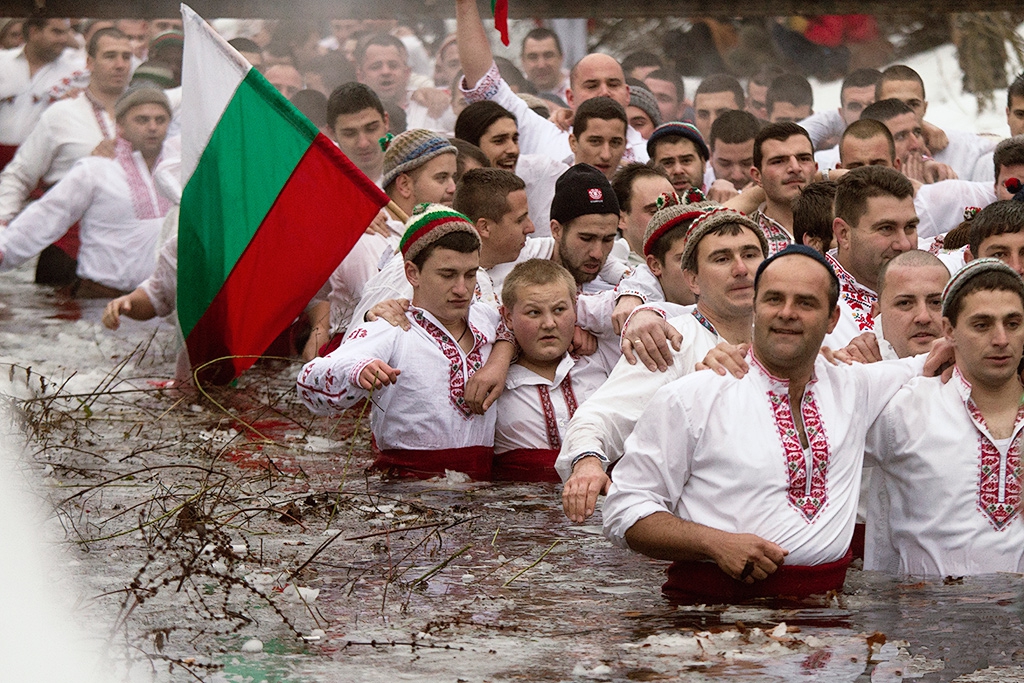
[491,0,510,46]
[186,133,388,384]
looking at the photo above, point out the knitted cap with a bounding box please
[115,84,172,120]
[754,244,838,292]
[942,258,1024,317]
[629,85,662,129]
[550,164,620,226]
[647,121,709,161]
[400,203,479,263]
[679,207,768,271]
[149,29,184,54]
[381,129,458,189]
[642,188,717,257]
[131,61,176,89]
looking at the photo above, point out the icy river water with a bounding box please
[1,263,1023,683]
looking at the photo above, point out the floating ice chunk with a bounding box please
[445,470,471,484]
[281,584,319,603]
[571,663,612,679]
[241,639,263,653]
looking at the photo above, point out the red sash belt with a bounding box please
[371,443,493,481]
[0,144,17,172]
[663,549,853,603]
[492,448,560,482]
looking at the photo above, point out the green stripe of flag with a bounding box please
[178,68,318,338]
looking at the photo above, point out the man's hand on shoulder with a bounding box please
[621,310,682,372]
[366,298,411,330]
[696,342,749,377]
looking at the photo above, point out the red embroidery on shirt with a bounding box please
[826,253,877,332]
[347,328,367,340]
[412,310,485,420]
[115,137,170,220]
[765,385,831,523]
[965,398,1024,531]
[755,211,793,256]
[536,373,579,449]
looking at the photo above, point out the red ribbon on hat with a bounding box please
[491,0,510,46]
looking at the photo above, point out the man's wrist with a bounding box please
[570,451,609,472]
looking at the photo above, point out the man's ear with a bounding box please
[942,316,954,342]
[499,304,512,329]
[826,303,841,334]
[550,219,563,242]
[870,300,880,319]
[568,132,579,155]
[749,166,762,187]
[475,217,492,239]
[645,253,663,276]
[964,246,974,262]
[404,259,420,288]
[394,172,414,200]
[681,267,700,298]
[833,217,852,251]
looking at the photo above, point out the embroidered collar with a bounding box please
[114,137,170,221]
[748,350,819,391]
[825,252,877,332]
[506,354,575,390]
[409,305,486,420]
[754,209,793,256]
[691,307,719,337]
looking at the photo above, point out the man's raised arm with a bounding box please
[455,0,493,87]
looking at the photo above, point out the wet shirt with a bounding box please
[297,304,500,451]
[865,370,1024,577]
[603,351,923,566]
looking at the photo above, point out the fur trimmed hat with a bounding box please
[679,206,768,271]
[642,188,718,257]
[646,121,709,161]
[550,164,620,226]
[381,129,457,190]
[400,203,479,263]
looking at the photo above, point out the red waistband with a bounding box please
[491,448,560,483]
[0,144,17,171]
[663,548,853,604]
[372,442,493,480]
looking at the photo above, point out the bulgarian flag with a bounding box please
[178,5,389,384]
[492,0,509,46]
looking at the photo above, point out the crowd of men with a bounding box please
[4,5,1024,603]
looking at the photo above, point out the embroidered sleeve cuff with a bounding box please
[571,451,610,471]
[495,318,517,345]
[349,358,377,388]
[459,61,501,104]
[621,304,667,337]
[615,289,647,304]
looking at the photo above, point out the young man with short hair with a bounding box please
[766,73,813,123]
[454,100,567,234]
[865,259,1024,576]
[967,199,1024,275]
[707,109,759,190]
[519,27,568,104]
[568,96,628,180]
[693,73,744,141]
[611,162,674,265]
[876,64,996,180]
[327,82,390,185]
[559,206,768,522]
[298,205,501,480]
[644,68,686,124]
[825,165,918,348]
[749,121,817,253]
[493,259,616,481]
